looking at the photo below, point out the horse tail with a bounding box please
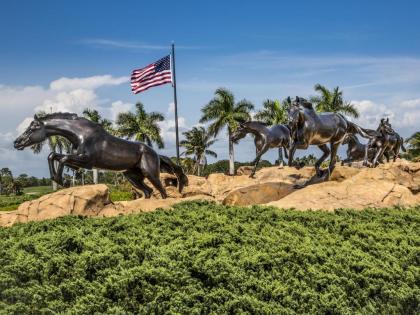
[346,121,378,139]
[159,155,189,193]
[400,137,407,152]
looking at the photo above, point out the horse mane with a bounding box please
[38,112,79,121]
[250,120,269,127]
[299,99,315,110]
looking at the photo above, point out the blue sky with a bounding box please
[1,1,420,177]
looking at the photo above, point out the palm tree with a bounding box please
[116,102,164,149]
[200,88,254,175]
[30,111,72,190]
[405,132,420,161]
[180,127,217,176]
[310,84,359,118]
[83,108,114,134]
[83,108,114,184]
[254,98,289,166]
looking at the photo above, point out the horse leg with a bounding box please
[315,144,330,177]
[250,145,269,178]
[327,142,340,178]
[54,154,91,186]
[288,144,297,167]
[139,152,167,199]
[48,152,65,180]
[384,151,390,163]
[372,147,385,167]
[363,141,372,167]
[123,169,153,199]
[393,144,400,162]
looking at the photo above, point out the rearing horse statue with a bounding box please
[287,97,372,180]
[231,121,290,178]
[13,113,188,199]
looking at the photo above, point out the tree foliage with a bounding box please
[310,84,360,118]
[83,108,114,134]
[405,131,420,161]
[116,102,165,149]
[0,202,418,313]
[180,127,217,175]
[200,88,254,175]
[254,98,289,125]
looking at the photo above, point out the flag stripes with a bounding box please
[131,55,172,94]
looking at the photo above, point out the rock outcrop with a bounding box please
[0,184,110,227]
[0,160,419,226]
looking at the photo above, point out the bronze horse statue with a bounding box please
[341,133,378,166]
[364,118,406,167]
[231,121,290,178]
[287,97,373,179]
[13,113,188,199]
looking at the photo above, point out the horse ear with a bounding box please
[386,117,389,122]
[34,114,39,121]
[287,96,291,104]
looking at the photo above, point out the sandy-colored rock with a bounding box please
[236,166,254,176]
[0,184,110,227]
[223,182,295,206]
[1,161,419,227]
[267,178,419,211]
[99,194,215,217]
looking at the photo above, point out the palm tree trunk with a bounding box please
[52,159,58,191]
[93,169,99,184]
[278,147,284,167]
[228,128,235,175]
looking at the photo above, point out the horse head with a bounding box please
[231,122,249,142]
[378,117,394,135]
[14,115,48,150]
[287,102,304,138]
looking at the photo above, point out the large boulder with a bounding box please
[0,184,110,227]
[98,194,215,217]
[223,182,295,206]
[267,178,419,211]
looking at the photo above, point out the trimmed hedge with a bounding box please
[0,201,419,314]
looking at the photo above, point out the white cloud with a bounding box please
[36,88,98,114]
[353,99,420,135]
[400,98,420,109]
[110,100,133,121]
[82,39,202,50]
[167,102,175,113]
[158,117,187,142]
[50,75,128,91]
[17,117,34,134]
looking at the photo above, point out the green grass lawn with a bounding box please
[0,201,418,314]
[0,186,53,211]
[22,185,53,195]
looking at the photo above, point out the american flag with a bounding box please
[131,55,172,94]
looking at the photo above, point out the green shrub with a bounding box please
[0,202,418,314]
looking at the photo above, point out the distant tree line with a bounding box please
[0,167,51,195]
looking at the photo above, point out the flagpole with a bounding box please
[171,42,180,164]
